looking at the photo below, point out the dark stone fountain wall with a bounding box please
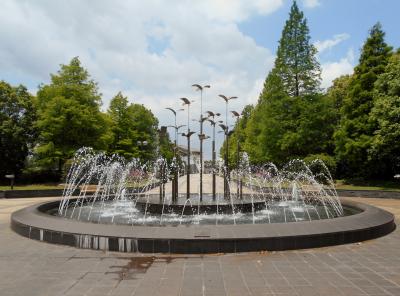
[10,199,395,254]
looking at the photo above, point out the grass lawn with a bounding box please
[334,179,400,192]
[0,184,63,191]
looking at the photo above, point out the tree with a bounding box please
[334,23,392,178]
[0,81,37,178]
[35,57,109,172]
[129,103,159,162]
[108,92,135,159]
[244,1,324,165]
[369,52,400,177]
[326,75,352,114]
[158,127,174,163]
[220,104,253,166]
[324,75,353,137]
[107,92,159,162]
[274,0,321,97]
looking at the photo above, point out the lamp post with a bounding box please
[198,133,210,201]
[192,84,210,201]
[206,111,221,200]
[218,124,233,198]
[231,111,242,198]
[165,107,184,202]
[5,174,15,190]
[168,124,185,201]
[181,131,196,199]
[218,95,237,198]
[180,97,195,199]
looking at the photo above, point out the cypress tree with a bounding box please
[334,23,392,178]
[369,51,400,177]
[244,1,323,165]
[274,0,321,97]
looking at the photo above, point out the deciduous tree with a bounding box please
[107,92,159,162]
[0,82,37,178]
[35,57,109,171]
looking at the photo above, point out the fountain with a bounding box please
[11,147,395,253]
[55,148,345,225]
[9,85,395,253]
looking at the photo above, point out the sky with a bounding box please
[1,0,399,159]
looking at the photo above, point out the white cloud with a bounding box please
[0,0,282,158]
[314,33,350,54]
[195,0,284,22]
[303,0,321,8]
[321,49,354,89]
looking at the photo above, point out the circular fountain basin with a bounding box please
[11,198,395,253]
[46,194,357,226]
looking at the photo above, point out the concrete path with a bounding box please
[0,196,400,296]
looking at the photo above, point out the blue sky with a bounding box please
[240,0,399,58]
[1,0,399,158]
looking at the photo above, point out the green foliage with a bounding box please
[107,92,159,161]
[242,2,326,166]
[35,57,109,171]
[303,153,337,177]
[158,129,174,163]
[326,74,352,119]
[3,14,399,185]
[245,93,336,166]
[0,81,37,178]
[334,23,392,178]
[274,0,321,97]
[220,105,253,166]
[369,52,400,177]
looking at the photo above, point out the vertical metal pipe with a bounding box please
[186,103,190,200]
[187,134,190,199]
[200,102,203,201]
[224,101,229,199]
[200,131,203,201]
[212,134,216,200]
[236,119,240,198]
[236,135,242,197]
[159,163,164,202]
[225,132,230,198]
[174,113,178,202]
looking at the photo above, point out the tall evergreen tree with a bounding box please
[274,0,321,97]
[334,23,392,178]
[244,1,324,165]
[35,57,109,172]
[369,51,400,177]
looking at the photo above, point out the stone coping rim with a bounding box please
[10,198,395,253]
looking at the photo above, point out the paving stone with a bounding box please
[1,197,400,295]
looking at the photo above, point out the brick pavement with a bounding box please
[0,196,399,296]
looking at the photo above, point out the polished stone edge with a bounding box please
[10,199,396,254]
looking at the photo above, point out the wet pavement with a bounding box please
[1,196,400,296]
